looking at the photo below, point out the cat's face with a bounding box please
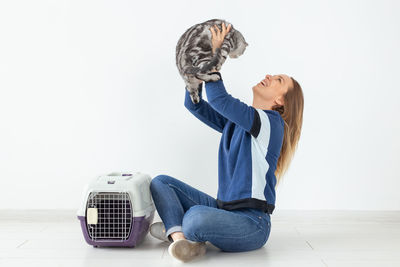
[229,43,248,58]
[229,31,248,58]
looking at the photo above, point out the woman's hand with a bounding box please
[209,22,232,54]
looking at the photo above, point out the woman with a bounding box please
[149,23,304,262]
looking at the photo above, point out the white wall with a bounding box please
[0,0,399,210]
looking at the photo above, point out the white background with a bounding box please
[0,0,399,210]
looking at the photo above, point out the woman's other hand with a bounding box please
[209,22,232,54]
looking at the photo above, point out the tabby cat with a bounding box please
[176,19,248,104]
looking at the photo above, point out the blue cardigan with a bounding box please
[184,73,284,214]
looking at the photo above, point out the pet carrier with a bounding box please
[77,172,155,247]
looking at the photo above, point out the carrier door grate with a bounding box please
[86,192,132,241]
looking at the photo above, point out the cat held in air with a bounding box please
[175,19,248,104]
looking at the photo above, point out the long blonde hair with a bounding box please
[271,77,304,187]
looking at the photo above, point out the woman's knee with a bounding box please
[150,174,172,190]
[150,174,186,194]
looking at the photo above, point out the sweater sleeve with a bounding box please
[184,82,228,133]
[204,72,262,138]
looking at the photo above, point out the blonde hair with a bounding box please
[271,77,304,187]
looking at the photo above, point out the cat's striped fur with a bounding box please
[176,19,248,104]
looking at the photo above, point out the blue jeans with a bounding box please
[149,174,271,252]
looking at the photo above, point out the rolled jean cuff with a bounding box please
[165,225,183,241]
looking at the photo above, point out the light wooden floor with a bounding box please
[0,210,399,266]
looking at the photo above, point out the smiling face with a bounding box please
[252,74,293,110]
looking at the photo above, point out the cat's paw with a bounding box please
[207,73,221,82]
[195,72,222,82]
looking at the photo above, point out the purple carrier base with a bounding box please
[77,211,155,248]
